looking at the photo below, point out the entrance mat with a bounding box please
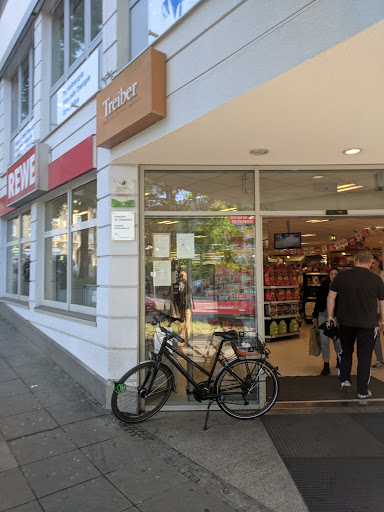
[352,412,384,444]
[284,457,384,512]
[277,375,384,401]
[261,414,384,458]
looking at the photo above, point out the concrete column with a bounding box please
[102,0,129,83]
[33,12,51,142]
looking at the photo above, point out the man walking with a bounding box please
[370,255,384,368]
[327,251,384,398]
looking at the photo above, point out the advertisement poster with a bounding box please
[153,260,171,287]
[148,0,202,38]
[177,233,195,259]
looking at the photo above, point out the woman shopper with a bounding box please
[312,267,342,375]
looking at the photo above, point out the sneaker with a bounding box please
[357,390,372,399]
[341,380,352,390]
[320,365,330,376]
[371,361,383,369]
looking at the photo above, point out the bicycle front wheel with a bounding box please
[214,359,278,419]
[111,362,173,423]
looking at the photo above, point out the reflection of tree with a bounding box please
[70,0,85,63]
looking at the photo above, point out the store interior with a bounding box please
[262,216,384,400]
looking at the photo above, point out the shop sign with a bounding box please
[13,119,34,162]
[6,144,49,207]
[111,211,135,240]
[230,215,255,225]
[96,48,166,149]
[57,50,99,125]
[148,0,203,40]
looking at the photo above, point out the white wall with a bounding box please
[0,0,32,64]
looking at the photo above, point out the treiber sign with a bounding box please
[7,144,49,207]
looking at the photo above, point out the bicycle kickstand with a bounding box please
[203,399,214,431]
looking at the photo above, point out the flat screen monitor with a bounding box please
[274,232,301,250]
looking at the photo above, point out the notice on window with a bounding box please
[153,260,171,287]
[111,211,135,240]
[153,233,170,258]
[177,233,195,259]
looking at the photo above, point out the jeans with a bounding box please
[373,332,383,362]
[318,310,342,360]
[339,325,376,395]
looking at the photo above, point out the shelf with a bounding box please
[306,296,317,300]
[264,285,300,289]
[265,332,300,339]
[307,283,321,286]
[305,272,328,275]
[264,300,301,304]
[265,315,299,320]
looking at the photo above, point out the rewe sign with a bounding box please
[7,144,49,207]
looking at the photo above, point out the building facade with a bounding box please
[1,0,384,406]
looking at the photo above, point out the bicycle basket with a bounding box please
[235,330,266,357]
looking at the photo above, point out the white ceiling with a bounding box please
[113,19,384,168]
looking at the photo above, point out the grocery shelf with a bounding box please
[264,285,300,289]
[306,296,317,300]
[306,272,328,275]
[265,315,299,320]
[307,283,321,286]
[264,300,300,304]
[265,332,300,339]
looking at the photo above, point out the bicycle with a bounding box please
[111,314,280,429]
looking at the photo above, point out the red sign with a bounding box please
[230,215,255,225]
[49,135,95,190]
[6,144,49,207]
[0,196,15,217]
[193,300,255,316]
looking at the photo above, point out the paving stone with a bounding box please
[0,435,18,471]
[5,501,43,511]
[0,364,18,382]
[105,455,189,504]
[39,476,132,512]
[0,393,42,419]
[0,468,35,511]
[21,449,100,498]
[62,415,127,448]
[137,481,235,512]
[81,434,148,473]
[30,384,87,407]
[46,398,105,425]
[10,360,57,378]
[8,427,76,465]
[0,379,30,397]
[5,354,51,368]
[0,409,58,440]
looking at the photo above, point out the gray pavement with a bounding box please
[1,306,384,511]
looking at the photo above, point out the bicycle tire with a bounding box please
[111,362,173,423]
[214,359,278,419]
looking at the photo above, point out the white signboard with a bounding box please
[57,50,99,125]
[154,233,170,258]
[111,211,135,240]
[148,0,202,39]
[153,260,172,287]
[177,233,195,259]
[13,119,34,162]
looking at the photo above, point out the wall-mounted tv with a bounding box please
[274,232,301,250]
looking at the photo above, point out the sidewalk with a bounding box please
[1,306,384,511]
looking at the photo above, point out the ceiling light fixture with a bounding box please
[302,234,317,237]
[306,219,330,223]
[337,184,363,192]
[249,148,269,156]
[312,175,324,179]
[342,148,361,155]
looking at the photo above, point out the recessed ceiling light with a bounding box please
[249,148,269,156]
[342,148,361,155]
[302,234,317,237]
[337,183,363,192]
[306,219,330,223]
[312,175,324,179]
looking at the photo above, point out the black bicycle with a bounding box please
[111,314,279,429]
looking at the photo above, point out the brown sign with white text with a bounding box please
[96,48,166,149]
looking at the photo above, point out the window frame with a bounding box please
[50,0,102,92]
[42,177,97,314]
[5,209,32,300]
[10,48,34,137]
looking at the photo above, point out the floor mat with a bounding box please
[277,375,384,401]
[284,457,384,512]
[352,413,384,444]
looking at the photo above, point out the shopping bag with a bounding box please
[309,326,321,356]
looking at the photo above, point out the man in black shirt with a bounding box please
[327,250,384,398]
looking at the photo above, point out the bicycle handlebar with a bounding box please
[150,313,183,326]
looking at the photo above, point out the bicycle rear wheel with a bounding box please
[111,362,173,423]
[214,359,278,419]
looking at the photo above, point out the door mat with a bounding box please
[277,375,384,401]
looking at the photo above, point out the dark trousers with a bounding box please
[339,325,376,395]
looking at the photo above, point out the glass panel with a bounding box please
[90,0,102,40]
[52,0,64,84]
[44,235,68,302]
[130,0,148,60]
[260,170,384,211]
[72,181,97,224]
[7,217,19,242]
[22,211,31,238]
[70,0,85,65]
[21,242,31,296]
[11,73,18,131]
[45,194,68,231]
[145,171,255,211]
[6,245,19,294]
[21,54,30,121]
[144,216,257,404]
[71,227,97,307]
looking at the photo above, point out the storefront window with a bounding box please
[11,50,33,133]
[6,212,31,297]
[145,170,255,211]
[44,181,97,310]
[91,0,102,40]
[52,1,65,85]
[260,170,384,211]
[144,215,257,404]
[70,0,85,65]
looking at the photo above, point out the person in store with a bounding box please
[327,251,384,399]
[370,255,384,368]
[312,267,342,376]
[171,269,192,343]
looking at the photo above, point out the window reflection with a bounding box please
[45,194,68,231]
[71,228,97,307]
[70,0,85,65]
[6,246,19,294]
[72,181,97,224]
[44,235,68,302]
